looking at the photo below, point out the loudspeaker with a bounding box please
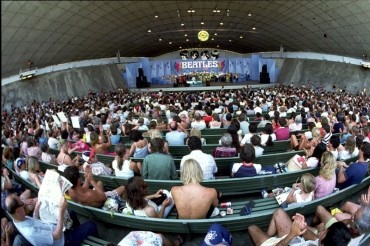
[206,81,211,86]
[138,68,144,77]
[259,77,270,83]
[262,64,267,73]
[173,84,178,87]
[136,77,149,88]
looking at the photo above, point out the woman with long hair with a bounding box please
[314,151,337,199]
[27,156,43,188]
[112,143,141,178]
[128,130,149,158]
[123,176,174,218]
[90,127,112,155]
[337,136,359,160]
[260,123,276,146]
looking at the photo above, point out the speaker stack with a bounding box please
[259,64,270,84]
[136,68,150,88]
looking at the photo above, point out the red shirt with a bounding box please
[71,140,91,152]
[203,115,213,124]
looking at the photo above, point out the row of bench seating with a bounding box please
[6,161,369,239]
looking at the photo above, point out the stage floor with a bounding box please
[131,80,275,92]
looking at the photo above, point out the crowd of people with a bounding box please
[1,83,370,245]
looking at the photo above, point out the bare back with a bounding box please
[67,186,106,208]
[171,184,218,219]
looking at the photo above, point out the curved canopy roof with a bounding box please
[2,1,370,78]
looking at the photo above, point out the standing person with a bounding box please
[171,159,220,219]
[180,136,217,180]
[142,138,177,180]
[27,60,31,70]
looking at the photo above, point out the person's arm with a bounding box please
[221,108,227,125]
[129,142,136,157]
[32,173,42,188]
[177,123,189,136]
[337,161,348,183]
[33,200,41,219]
[102,129,111,150]
[129,161,141,174]
[276,217,308,246]
[2,168,13,190]
[52,196,68,240]
[84,166,106,201]
[285,184,298,204]
[4,222,14,246]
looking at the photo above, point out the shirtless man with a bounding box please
[171,159,219,219]
[63,165,125,208]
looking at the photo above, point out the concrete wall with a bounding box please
[278,58,370,93]
[1,64,126,111]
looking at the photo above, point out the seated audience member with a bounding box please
[340,123,353,144]
[186,128,206,146]
[16,158,29,181]
[315,151,337,199]
[191,113,206,130]
[119,231,184,246]
[142,138,177,180]
[336,142,369,189]
[262,173,316,208]
[362,125,370,143]
[3,147,14,171]
[69,127,90,152]
[321,124,332,146]
[27,137,42,160]
[240,123,257,146]
[221,107,233,129]
[238,113,250,135]
[47,129,59,149]
[57,140,81,171]
[311,204,370,240]
[290,125,320,151]
[82,150,113,176]
[275,118,290,140]
[332,116,344,134]
[260,123,276,146]
[337,136,359,160]
[327,135,340,160]
[208,113,221,129]
[40,142,58,165]
[129,130,149,158]
[288,142,327,171]
[90,128,112,155]
[171,159,220,219]
[212,133,237,158]
[112,143,141,178]
[227,122,242,149]
[148,130,170,155]
[166,121,189,146]
[334,187,370,222]
[289,115,303,131]
[63,165,125,208]
[231,144,262,178]
[5,194,98,246]
[122,176,174,218]
[20,134,29,157]
[137,117,149,131]
[180,136,217,180]
[257,114,271,128]
[248,208,352,246]
[27,157,44,188]
[251,135,264,157]
[109,126,122,144]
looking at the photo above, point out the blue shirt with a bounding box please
[340,162,368,189]
[110,135,122,145]
[166,131,187,146]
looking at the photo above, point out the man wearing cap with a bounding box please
[166,121,189,146]
[82,150,112,176]
[16,158,29,181]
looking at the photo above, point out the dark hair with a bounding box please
[124,177,148,210]
[5,195,19,214]
[355,135,364,149]
[251,135,261,146]
[111,126,118,135]
[226,113,232,121]
[227,124,239,150]
[249,123,257,133]
[188,136,202,151]
[328,135,340,149]
[240,144,255,163]
[310,142,327,161]
[115,143,126,171]
[323,124,330,134]
[129,130,144,142]
[263,114,270,120]
[278,118,286,127]
[321,222,351,246]
[61,130,69,140]
[150,138,164,153]
[362,142,370,160]
[308,122,316,130]
[12,147,21,160]
[149,121,157,129]
[27,137,34,147]
[264,123,274,146]
[64,166,80,188]
[40,142,49,152]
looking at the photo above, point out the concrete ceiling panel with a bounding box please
[1,11,16,26]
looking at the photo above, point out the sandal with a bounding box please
[175,235,184,246]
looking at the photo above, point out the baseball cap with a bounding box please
[201,223,232,246]
[16,158,26,168]
[82,149,95,162]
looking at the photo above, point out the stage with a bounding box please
[130,80,275,93]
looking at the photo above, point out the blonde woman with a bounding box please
[185,128,206,146]
[290,126,321,151]
[112,143,141,178]
[337,136,359,160]
[27,157,43,188]
[315,151,337,199]
[148,130,170,155]
[171,159,220,219]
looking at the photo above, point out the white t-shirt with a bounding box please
[338,147,359,161]
[112,160,134,179]
[191,121,206,130]
[260,134,276,146]
[241,133,254,145]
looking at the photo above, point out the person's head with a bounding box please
[40,141,49,153]
[150,137,164,153]
[225,113,232,121]
[12,147,21,160]
[310,142,327,161]
[299,173,316,194]
[278,118,286,127]
[322,124,330,135]
[354,205,370,235]
[351,126,359,135]
[263,114,270,121]
[149,120,157,130]
[363,126,369,137]
[188,136,202,151]
[63,165,81,188]
[169,121,178,131]
[212,113,219,121]
[329,135,340,149]
[220,133,233,147]
[189,128,202,140]
[194,113,201,121]
[180,159,203,185]
[249,123,257,134]
[319,151,337,180]
[345,136,356,154]
[3,146,12,159]
[82,149,98,164]
[360,142,370,160]
[240,144,255,163]
[250,135,261,146]
[129,130,144,142]
[60,129,69,140]
[27,156,39,174]
[321,117,329,126]
[5,194,26,220]
[124,176,148,209]
[312,127,320,138]
[264,123,274,135]
[90,131,100,146]
[320,222,351,246]
[308,122,316,131]
[111,126,118,135]
[238,113,246,122]
[16,158,26,170]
